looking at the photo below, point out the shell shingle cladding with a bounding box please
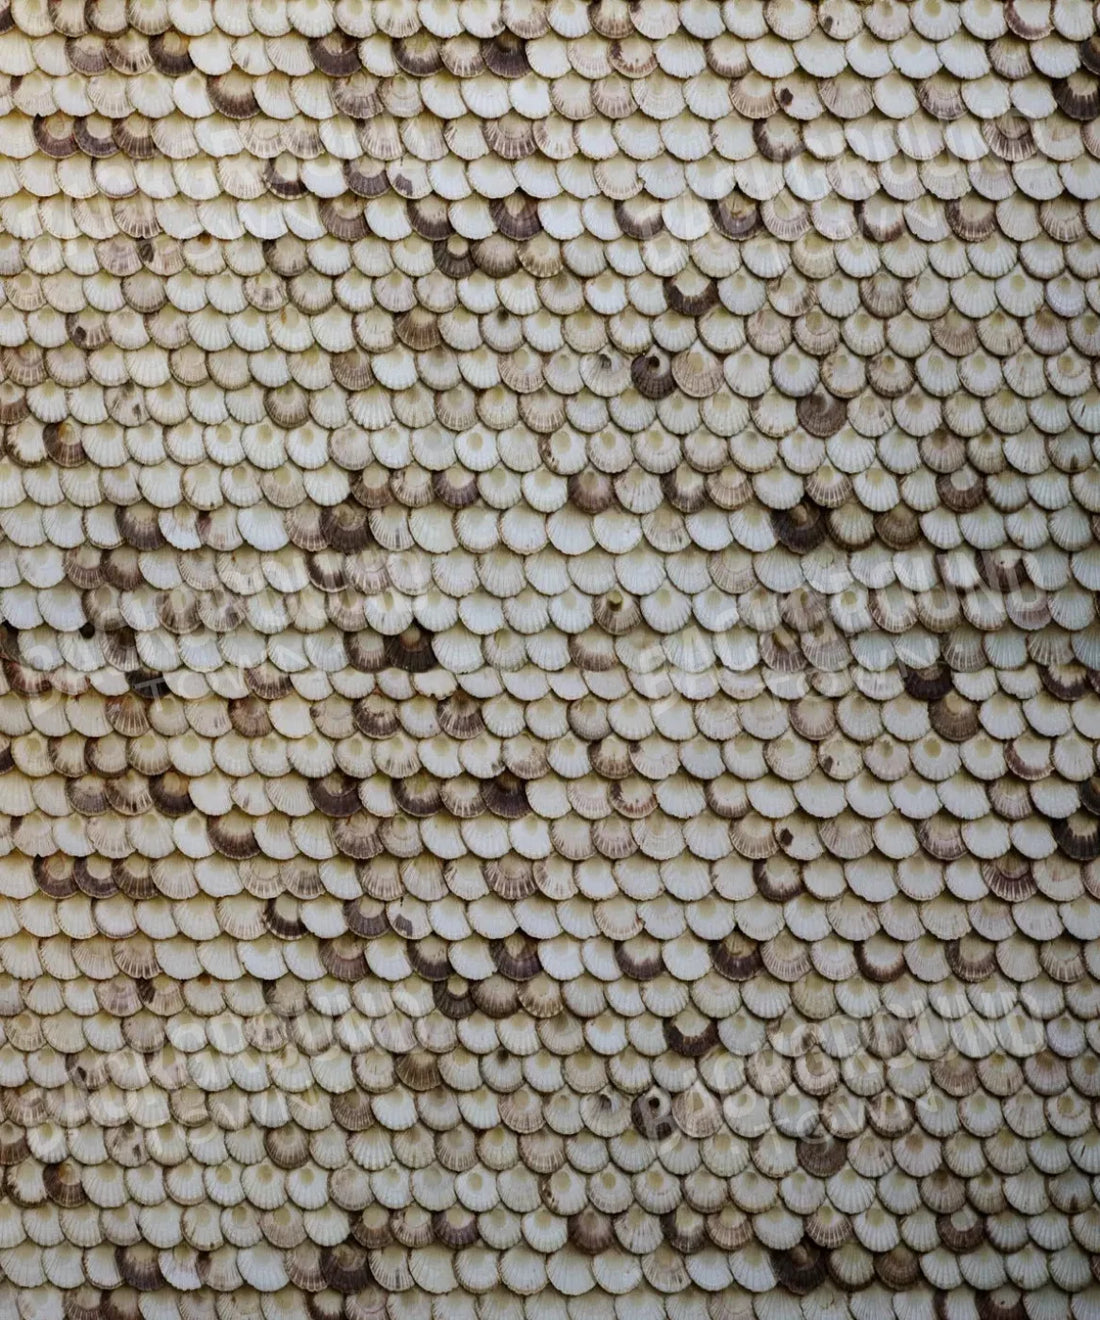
[3,0,1100,1317]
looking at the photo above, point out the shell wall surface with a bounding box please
[1,0,1100,1319]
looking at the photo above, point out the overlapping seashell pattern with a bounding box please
[1,0,1100,1317]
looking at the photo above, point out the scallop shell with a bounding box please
[0,0,1093,1311]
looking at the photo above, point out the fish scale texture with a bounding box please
[1,0,1100,1319]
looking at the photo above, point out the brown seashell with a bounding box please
[321,1244,373,1294]
[491,934,541,981]
[773,1243,826,1295]
[310,32,361,76]
[875,1246,921,1290]
[899,662,953,703]
[149,31,192,75]
[798,1133,848,1178]
[712,933,763,981]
